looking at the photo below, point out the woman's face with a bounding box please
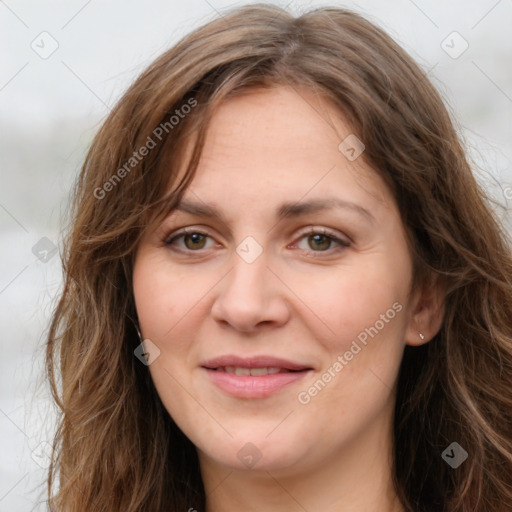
[133,85,419,476]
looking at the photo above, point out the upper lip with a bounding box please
[201,355,313,371]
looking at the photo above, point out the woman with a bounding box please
[46,3,512,511]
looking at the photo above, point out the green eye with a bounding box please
[164,227,351,255]
[306,233,332,251]
[295,229,351,253]
[182,232,208,250]
[165,230,214,251]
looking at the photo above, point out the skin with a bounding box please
[133,85,444,512]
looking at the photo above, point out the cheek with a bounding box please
[291,267,407,445]
[286,258,409,345]
[132,251,216,421]
[133,251,205,342]
[132,253,206,431]
[287,254,410,410]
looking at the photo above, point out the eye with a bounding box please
[164,228,216,251]
[163,226,351,255]
[293,227,351,254]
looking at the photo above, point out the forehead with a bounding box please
[162,85,395,228]
[188,87,390,205]
[200,86,351,163]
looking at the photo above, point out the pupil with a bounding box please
[185,233,205,249]
[182,233,331,251]
[310,234,330,251]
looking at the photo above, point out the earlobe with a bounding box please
[405,275,446,346]
[406,326,429,346]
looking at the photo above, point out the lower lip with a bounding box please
[202,368,311,398]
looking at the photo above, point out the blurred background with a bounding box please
[1,0,511,509]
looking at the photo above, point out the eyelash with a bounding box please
[163,227,351,256]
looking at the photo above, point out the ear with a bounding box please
[404,274,446,346]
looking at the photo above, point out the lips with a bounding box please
[216,366,285,376]
[201,354,312,372]
[201,354,313,398]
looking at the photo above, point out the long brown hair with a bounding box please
[46,3,512,510]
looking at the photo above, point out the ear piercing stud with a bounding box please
[419,332,425,340]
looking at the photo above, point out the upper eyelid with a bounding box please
[164,226,351,248]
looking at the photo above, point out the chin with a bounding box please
[208,433,305,472]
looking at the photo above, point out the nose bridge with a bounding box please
[211,241,288,330]
[223,246,270,308]
[224,232,269,295]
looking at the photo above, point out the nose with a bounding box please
[210,252,290,333]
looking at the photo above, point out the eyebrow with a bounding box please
[172,197,375,224]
